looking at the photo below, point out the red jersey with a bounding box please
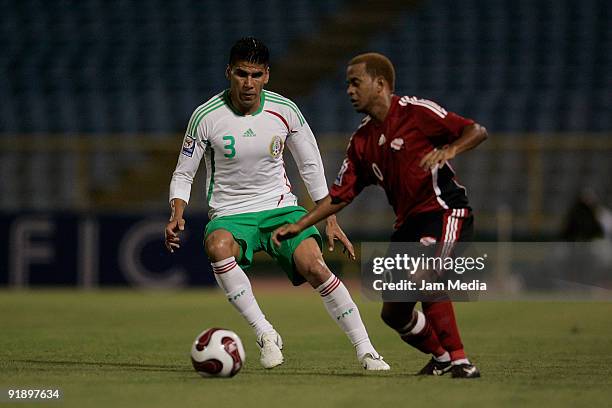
[330,95,474,230]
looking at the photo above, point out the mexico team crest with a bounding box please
[269,135,283,158]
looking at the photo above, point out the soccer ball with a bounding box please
[190,328,246,377]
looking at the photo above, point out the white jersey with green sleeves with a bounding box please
[169,89,329,219]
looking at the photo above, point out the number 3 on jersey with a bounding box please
[222,135,236,158]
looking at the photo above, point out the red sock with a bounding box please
[422,301,466,360]
[398,310,446,357]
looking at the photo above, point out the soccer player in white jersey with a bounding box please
[164,37,389,371]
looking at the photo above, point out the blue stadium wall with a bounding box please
[0,212,215,287]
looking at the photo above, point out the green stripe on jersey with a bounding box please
[266,98,304,125]
[188,98,224,136]
[189,99,225,137]
[264,92,305,125]
[187,97,221,131]
[264,91,302,113]
[264,91,303,115]
[187,95,223,136]
[187,100,217,136]
[264,90,300,108]
[207,145,216,203]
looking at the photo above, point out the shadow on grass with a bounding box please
[12,359,408,378]
[244,371,406,378]
[14,359,187,373]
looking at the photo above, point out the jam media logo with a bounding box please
[269,135,283,158]
[181,135,196,157]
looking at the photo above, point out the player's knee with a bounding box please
[205,231,237,261]
[301,256,332,287]
[381,303,415,330]
[380,307,397,329]
[309,258,330,279]
[294,239,332,287]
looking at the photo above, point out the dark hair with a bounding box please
[229,37,270,67]
[349,53,396,91]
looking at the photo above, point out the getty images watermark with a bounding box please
[371,252,488,292]
[361,242,612,301]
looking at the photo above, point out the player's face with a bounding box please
[346,63,377,114]
[226,61,270,114]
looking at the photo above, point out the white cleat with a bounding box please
[256,331,284,369]
[360,353,391,371]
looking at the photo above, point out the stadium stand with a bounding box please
[0,0,346,133]
[300,0,612,132]
[295,0,612,235]
[0,0,610,236]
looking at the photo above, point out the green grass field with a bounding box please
[1,287,611,408]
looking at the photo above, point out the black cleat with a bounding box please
[416,358,452,376]
[450,363,481,378]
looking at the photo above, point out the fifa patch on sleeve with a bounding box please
[181,135,196,157]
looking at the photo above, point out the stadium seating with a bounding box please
[0,0,346,133]
[293,0,612,233]
[0,0,345,208]
[2,0,610,134]
[299,0,612,133]
[0,0,610,236]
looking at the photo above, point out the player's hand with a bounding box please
[325,216,356,260]
[165,217,185,253]
[271,223,302,247]
[419,145,457,170]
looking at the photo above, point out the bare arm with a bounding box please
[317,197,355,258]
[165,105,208,252]
[164,198,187,253]
[272,195,354,259]
[297,195,350,232]
[419,123,488,169]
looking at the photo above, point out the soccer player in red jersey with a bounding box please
[272,53,488,378]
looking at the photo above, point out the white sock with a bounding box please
[451,358,470,365]
[316,274,376,359]
[434,351,451,363]
[212,257,274,338]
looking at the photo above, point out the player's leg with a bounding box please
[379,301,452,375]
[422,210,468,362]
[421,209,480,378]
[292,237,389,370]
[389,212,459,376]
[421,301,478,377]
[205,229,283,369]
[422,301,465,361]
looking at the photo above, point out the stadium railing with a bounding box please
[1,133,611,238]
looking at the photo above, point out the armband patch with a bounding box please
[182,135,196,157]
